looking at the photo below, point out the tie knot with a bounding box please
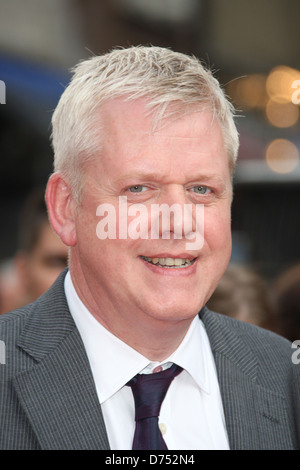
[127,364,183,421]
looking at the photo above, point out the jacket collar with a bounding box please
[17,269,75,361]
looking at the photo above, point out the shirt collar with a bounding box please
[166,315,210,394]
[64,271,210,403]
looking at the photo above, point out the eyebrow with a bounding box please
[115,172,163,184]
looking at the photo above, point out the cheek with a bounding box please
[76,206,103,255]
[79,236,136,278]
[203,206,232,252]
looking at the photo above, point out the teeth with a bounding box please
[142,256,194,268]
[174,258,185,266]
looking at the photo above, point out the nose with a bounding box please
[150,185,194,240]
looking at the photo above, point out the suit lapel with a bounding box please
[200,307,294,450]
[13,271,110,450]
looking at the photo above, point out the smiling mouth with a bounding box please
[141,256,197,268]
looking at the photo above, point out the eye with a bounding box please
[128,185,147,193]
[191,185,211,195]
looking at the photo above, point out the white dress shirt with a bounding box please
[64,271,229,450]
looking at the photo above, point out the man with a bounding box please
[0,46,299,450]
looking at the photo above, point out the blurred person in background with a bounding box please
[0,259,24,314]
[273,263,300,342]
[207,263,282,334]
[0,187,68,314]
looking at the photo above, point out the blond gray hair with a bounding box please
[51,46,239,199]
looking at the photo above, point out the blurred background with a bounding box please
[0,0,300,331]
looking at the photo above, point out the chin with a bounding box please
[141,297,203,324]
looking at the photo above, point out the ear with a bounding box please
[45,173,77,247]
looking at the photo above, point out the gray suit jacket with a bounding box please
[1,270,300,450]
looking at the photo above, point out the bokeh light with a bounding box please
[227,74,267,110]
[265,99,299,127]
[265,66,298,104]
[265,139,299,174]
[227,66,300,129]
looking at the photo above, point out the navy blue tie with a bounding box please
[127,364,183,450]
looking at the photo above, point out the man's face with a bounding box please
[71,98,232,333]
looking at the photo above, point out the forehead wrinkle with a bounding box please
[113,170,229,187]
[114,171,161,184]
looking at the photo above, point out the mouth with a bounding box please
[140,256,197,268]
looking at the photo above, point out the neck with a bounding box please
[112,316,193,361]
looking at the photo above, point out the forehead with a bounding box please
[100,97,213,134]
[100,97,223,147]
[91,97,229,180]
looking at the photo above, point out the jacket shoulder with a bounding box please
[0,304,36,364]
[200,306,297,386]
[201,305,292,348]
[0,269,71,374]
